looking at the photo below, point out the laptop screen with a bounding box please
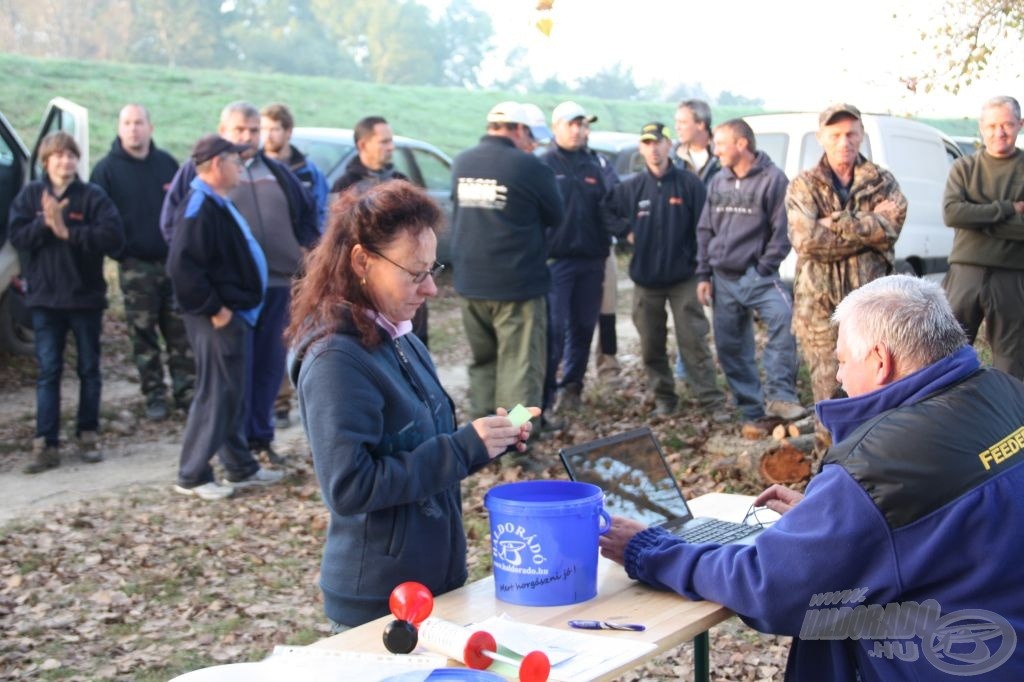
[559,427,693,527]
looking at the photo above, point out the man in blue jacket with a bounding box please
[541,101,615,415]
[601,274,1024,681]
[161,101,318,465]
[167,134,283,501]
[696,119,804,426]
[605,122,725,417]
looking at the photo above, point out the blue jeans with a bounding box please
[545,257,605,406]
[245,286,290,444]
[712,266,800,420]
[31,307,103,445]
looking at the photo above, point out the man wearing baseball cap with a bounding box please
[449,102,564,454]
[785,104,907,446]
[606,122,725,418]
[167,134,283,500]
[540,101,615,416]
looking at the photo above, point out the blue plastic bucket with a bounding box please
[484,480,611,606]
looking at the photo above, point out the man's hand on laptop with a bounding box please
[753,485,804,516]
[599,516,648,565]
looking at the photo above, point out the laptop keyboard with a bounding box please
[678,518,759,544]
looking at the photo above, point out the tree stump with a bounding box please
[759,440,812,484]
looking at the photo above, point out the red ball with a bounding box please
[389,581,434,625]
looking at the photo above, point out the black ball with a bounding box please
[383,619,418,654]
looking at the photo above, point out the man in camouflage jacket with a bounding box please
[785,104,907,434]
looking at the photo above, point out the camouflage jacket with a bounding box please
[785,154,907,310]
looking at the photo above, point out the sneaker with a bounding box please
[145,399,169,422]
[77,431,104,463]
[224,467,285,489]
[250,440,287,466]
[274,409,292,430]
[24,437,60,474]
[174,481,235,501]
[765,400,807,421]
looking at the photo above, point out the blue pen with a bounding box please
[568,619,646,632]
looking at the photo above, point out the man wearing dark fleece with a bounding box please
[601,275,1024,681]
[942,95,1024,380]
[541,101,615,415]
[91,104,193,420]
[696,119,804,425]
[450,101,563,424]
[605,122,724,418]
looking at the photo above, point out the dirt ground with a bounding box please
[0,268,795,681]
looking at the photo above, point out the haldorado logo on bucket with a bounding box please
[492,521,549,574]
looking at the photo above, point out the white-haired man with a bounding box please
[601,274,1024,681]
[943,95,1024,380]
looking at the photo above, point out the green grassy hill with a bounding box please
[2,52,978,168]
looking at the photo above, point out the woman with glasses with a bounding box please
[286,181,538,630]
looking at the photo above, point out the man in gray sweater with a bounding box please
[696,119,804,426]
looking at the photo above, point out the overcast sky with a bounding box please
[436,0,1021,119]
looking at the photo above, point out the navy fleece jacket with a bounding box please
[289,312,492,626]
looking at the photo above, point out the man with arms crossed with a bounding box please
[786,104,906,445]
[942,95,1024,380]
[601,275,1024,681]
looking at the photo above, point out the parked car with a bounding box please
[951,135,981,157]
[744,112,964,280]
[586,130,645,178]
[290,127,455,262]
[0,98,89,355]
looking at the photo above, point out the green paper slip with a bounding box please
[508,404,532,427]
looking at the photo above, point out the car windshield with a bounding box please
[294,138,355,177]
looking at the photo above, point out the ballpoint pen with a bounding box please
[568,619,646,632]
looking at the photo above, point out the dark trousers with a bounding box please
[245,286,290,444]
[944,263,1024,380]
[545,257,605,405]
[31,307,103,445]
[179,313,260,487]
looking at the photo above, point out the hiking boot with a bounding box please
[250,440,287,466]
[553,383,582,414]
[653,399,678,417]
[224,467,285,489]
[77,431,104,464]
[765,400,807,421]
[145,398,169,422]
[173,481,235,501]
[24,438,60,474]
[274,409,292,430]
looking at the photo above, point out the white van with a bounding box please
[743,113,963,281]
[0,98,89,354]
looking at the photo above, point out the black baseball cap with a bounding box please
[191,134,249,165]
[639,122,671,142]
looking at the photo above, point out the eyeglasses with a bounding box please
[366,247,444,284]
[742,504,778,529]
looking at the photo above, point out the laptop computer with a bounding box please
[559,427,763,545]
